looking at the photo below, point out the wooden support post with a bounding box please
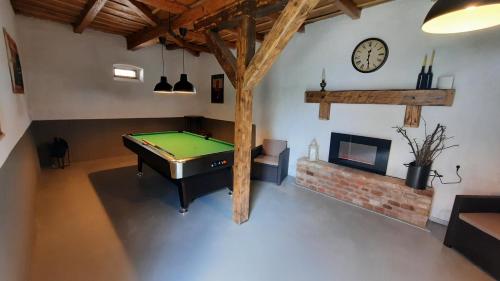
[404,105,422,127]
[232,14,256,225]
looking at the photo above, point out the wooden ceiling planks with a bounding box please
[11,0,391,50]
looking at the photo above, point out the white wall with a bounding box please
[251,0,500,222]
[17,15,208,120]
[0,0,31,167]
[0,1,36,281]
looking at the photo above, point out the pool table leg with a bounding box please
[177,182,189,214]
[137,156,143,177]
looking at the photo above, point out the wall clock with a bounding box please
[351,38,388,73]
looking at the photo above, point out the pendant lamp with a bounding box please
[154,37,173,94]
[173,28,196,94]
[422,0,500,34]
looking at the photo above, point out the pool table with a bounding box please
[122,131,234,213]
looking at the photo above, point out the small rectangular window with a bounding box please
[114,68,137,79]
[113,64,143,82]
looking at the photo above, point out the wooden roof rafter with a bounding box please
[166,29,210,56]
[336,0,361,19]
[74,0,109,33]
[120,0,162,25]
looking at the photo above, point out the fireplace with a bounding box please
[329,133,391,175]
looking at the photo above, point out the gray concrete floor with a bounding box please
[30,156,493,281]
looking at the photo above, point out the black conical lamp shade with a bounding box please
[173,74,196,94]
[154,76,173,94]
[422,0,500,34]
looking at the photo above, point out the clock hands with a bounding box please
[367,49,372,69]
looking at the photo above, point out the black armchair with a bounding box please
[251,139,289,185]
[444,195,500,280]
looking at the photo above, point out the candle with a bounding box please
[422,54,428,67]
[322,68,325,81]
[429,50,435,66]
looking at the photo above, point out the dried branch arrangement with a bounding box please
[395,122,458,166]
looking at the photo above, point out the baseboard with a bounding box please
[429,216,449,226]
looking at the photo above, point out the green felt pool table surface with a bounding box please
[130,131,234,159]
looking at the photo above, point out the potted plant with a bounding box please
[395,122,458,189]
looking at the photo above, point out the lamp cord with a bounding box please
[161,43,165,76]
[182,48,185,74]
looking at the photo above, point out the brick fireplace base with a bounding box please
[296,157,433,228]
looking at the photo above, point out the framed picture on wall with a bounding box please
[3,28,24,94]
[211,74,224,104]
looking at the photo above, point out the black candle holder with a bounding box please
[320,79,327,91]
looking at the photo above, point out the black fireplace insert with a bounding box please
[329,133,391,175]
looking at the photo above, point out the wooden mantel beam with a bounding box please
[336,0,361,19]
[73,0,108,33]
[304,90,455,106]
[205,30,237,87]
[305,89,455,126]
[243,0,321,90]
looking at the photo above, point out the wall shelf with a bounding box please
[304,89,455,127]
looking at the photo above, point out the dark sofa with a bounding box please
[444,195,500,280]
[251,139,289,185]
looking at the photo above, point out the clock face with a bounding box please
[351,38,388,73]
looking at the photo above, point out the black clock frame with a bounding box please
[351,38,389,73]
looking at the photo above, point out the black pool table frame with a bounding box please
[122,134,233,213]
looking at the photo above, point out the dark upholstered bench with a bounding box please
[251,139,289,185]
[444,195,500,280]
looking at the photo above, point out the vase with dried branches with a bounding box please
[394,122,458,189]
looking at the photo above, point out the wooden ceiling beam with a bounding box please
[255,0,288,17]
[135,0,188,14]
[336,0,361,19]
[128,0,279,50]
[166,30,210,56]
[172,0,235,30]
[126,21,211,50]
[244,0,320,90]
[222,28,264,42]
[127,22,169,50]
[205,30,237,87]
[128,24,238,51]
[73,0,108,33]
[194,0,288,31]
[121,0,161,26]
